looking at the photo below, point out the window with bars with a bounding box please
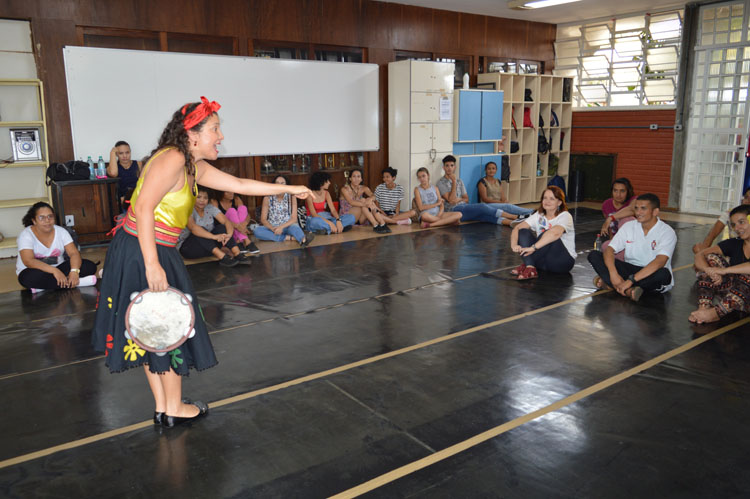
[554,10,683,107]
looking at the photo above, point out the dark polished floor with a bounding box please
[1,208,748,498]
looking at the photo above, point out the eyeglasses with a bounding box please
[36,214,55,222]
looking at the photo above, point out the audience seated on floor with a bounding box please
[255,174,314,247]
[178,187,252,267]
[690,204,750,324]
[692,186,750,254]
[373,167,416,225]
[211,185,259,254]
[437,155,516,225]
[16,202,97,292]
[414,167,462,228]
[476,160,534,225]
[588,193,676,302]
[510,185,576,280]
[340,168,390,233]
[599,177,637,259]
[305,171,356,235]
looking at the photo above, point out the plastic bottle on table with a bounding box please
[594,234,602,251]
[87,156,95,179]
[97,156,106,178]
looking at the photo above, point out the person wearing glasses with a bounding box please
[16,202,97,292]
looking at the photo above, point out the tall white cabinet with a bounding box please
[477,73,572,204]
[388,60,455,210]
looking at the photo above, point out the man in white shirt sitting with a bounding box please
[588,193,677,302]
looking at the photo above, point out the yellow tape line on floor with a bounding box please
[329,316,750,498]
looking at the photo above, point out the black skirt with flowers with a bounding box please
[91,229,218,374]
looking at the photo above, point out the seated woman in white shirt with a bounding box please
[16,202,97,292]
[509,186,576,280]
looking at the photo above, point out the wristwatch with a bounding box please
[627,273,636,284]
[336,218,341,222]
[532,244,537,250]
[70,268,80,273]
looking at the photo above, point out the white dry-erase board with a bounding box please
[63,46,379,160]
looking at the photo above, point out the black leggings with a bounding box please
[179,224,237,259]
[588,250,672,293]
[517,228,575,273]
[18,259,97,290]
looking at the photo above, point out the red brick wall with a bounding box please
[571,110,676,206]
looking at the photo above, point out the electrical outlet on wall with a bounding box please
[65,215,74,227]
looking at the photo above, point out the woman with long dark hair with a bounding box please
[509,185,576,280]
[91,97,311,427]
[16,202,97,292]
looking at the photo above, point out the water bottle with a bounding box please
[594,234,602,251]
[87,156,95,180]
[97,155,106,178]
[463,73,469,90]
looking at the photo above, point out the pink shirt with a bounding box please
[602,196,636,234]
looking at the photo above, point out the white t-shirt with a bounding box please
[524,211,576,259]
[16,225,73,275]
[608,218,677,291]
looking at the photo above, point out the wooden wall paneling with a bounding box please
[431,8,460,54]
[485,16,527,58]
[313,0,363,47]
[31,17,78,162]
[166,32,237,55]
[252,0,310,43]
[459,12,486,54]
[391,4,434,52]
[80,27,161,51]
[525,21,556,62]
[366,47,392,190]
[362,0,399,49]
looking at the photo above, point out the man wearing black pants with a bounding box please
[588,193,676,301]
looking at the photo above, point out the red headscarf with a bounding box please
[181,96,221,130]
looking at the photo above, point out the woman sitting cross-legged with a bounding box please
[509,185,576,280]
[373,167,416,226]
[690,204,750,324]
[178,187,252,267]
[255,175,314,247]
[305,171,356,234]
[477,160,534,225]
[340,168,390,233]
[414,167,462,228]
[16,202,98,292]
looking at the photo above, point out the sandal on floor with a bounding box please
[593,276,611,290]
[626,286,644,302]
[511,264,526,276]
[517,266,538,280]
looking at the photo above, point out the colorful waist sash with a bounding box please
[118,206,183,248]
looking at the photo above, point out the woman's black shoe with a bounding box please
[154,411,164,425]
[162,400,209,428]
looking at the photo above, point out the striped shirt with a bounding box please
[374,183,404,212]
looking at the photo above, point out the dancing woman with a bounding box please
[92,97,310,427]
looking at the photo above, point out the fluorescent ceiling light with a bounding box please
[507,0,582,10]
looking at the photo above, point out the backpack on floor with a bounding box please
[297,206,308,230]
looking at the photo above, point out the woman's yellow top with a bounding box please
[129,147,197,229]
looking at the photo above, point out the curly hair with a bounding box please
[145,101,215,176]
[22,202,54,227]
[309,171,331,191]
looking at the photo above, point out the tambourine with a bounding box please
[124,287,196,355]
